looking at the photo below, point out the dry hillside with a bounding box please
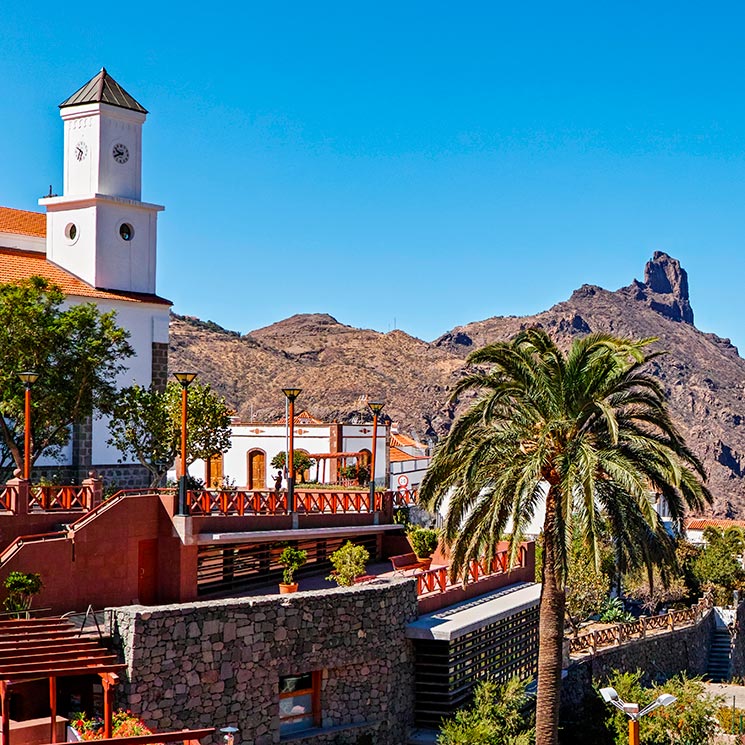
[170,252,745,517]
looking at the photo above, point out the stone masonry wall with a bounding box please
[112,578,418,745]
[560,609,715,731]
[151,342,168,393]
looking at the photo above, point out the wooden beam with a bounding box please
[0,647,107,665]
[7,663,126,682]
[0,655,120,675]
[0,642,99,659]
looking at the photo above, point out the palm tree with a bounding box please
[419,329,710,745]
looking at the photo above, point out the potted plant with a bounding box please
[278,546,307,594]
[327,541,370,587]
[409,527,439,570]
[3,571,43,618]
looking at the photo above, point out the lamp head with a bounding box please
[368,401,384,415]
[18,371,39,386]
[655,693,677,708]
[173,371,198,388]
[599,687,619,703]
[282,388,302,402]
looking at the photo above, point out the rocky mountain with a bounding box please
[170,253,745,517]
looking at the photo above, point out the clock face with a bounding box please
[112,143,130,164]
[74,141,88,162]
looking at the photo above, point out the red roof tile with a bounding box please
[390,446,429,463]
[0,207,46,237]
[0,247,170,305]
[685,517,745,531]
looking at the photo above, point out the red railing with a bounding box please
[187,489,289,515]
[28,485,92,511]
[416,546,526,597]
[393,489,417,507]
[0,485,18,511]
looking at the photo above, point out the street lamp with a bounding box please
[367,401,384,511]
[600,687,677,745]
[173,371,197,516]
[18,372,39,481]
[282,388,302,513]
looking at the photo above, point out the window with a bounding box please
[279,671,320,736]
[119,223,134,241]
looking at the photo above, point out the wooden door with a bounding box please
[248,450,266,489]
[138,539,158,605]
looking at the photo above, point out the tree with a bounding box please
[108,381,232,487]
[419,329,710,745]
[270,450,316,482]
[0,277,133,475]
[565,542,609,636]
[691,526,745,605]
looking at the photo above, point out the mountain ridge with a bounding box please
[170,252,745,517]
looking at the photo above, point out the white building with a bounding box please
[189,410,431,492]
[0,69,170,486]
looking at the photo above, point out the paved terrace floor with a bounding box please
[213,560,446,598]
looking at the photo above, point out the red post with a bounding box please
[1,681,9,745]
[181,385,188,480]
[288,396,295,501]
[49,676,57,743]
[24,385,31,481]
[629,718,640,745]
[370,411,379,510]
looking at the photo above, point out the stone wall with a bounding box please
[728,600,745,679]
[151,341,169,392]
[560,608,715,734]
[112,578,418,745]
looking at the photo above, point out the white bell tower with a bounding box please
[40,69,164,294]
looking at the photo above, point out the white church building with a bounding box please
[0,69,170,486]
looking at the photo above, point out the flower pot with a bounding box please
[279,583,298,594]
[416,556,432,571]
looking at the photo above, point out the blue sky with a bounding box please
[4,3,745,350]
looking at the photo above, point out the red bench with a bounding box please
[390,552,429,575]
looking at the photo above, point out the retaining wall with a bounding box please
[112,577,418,745]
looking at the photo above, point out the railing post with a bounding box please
[7,471,28,515]
[82,471,103,509]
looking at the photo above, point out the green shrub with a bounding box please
[278,546,307,585]
[601,670,722,744]
[438,676,534,744]
[599,597,634,624]
[327,541,369,586]
[409,527,439,558]
[3,571,43,616]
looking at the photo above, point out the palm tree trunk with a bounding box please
[535,494,567,745]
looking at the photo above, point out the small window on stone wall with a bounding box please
[279,671,320,735]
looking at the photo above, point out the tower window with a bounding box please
[64,223,78,242]
[119,223,134,241]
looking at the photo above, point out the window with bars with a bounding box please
[279,671,320,736]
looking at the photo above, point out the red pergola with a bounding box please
[0,617,126,745]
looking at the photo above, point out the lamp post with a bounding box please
[282,388,302,513]
[367,401,384,511]
[173,372,197,516]
[18,372,39,481]
[600,687,677,745]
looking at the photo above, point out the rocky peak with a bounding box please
[639,252,694,325]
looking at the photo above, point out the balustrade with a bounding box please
[568,592,714,655]
[28,485,92,511]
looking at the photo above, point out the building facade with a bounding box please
[0,69,170,486]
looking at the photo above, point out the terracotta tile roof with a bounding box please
[275,410,325,425]
[0,247,170,305]
[391,432,426,450]
[390,446,430,463]
[685,517,745,531]
[0,207,46,237]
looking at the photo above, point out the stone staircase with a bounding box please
[708,626,732,682]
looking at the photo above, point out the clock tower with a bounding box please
[40,69,163,294]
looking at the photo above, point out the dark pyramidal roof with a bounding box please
[59,68,147,114]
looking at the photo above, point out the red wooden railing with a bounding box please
[0,485,18,511]
[28,485,93,511]
[416,545,527,596]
